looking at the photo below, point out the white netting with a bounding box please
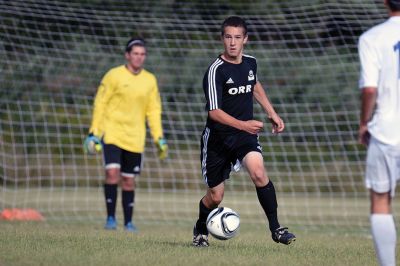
[1,0,397,231]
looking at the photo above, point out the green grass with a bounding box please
[0,221,381,266]
[2,188,399,265]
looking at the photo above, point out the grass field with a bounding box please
[0,221,383,266]
[1,187,387,228]
[2,188,400,265]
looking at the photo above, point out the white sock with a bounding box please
[370,214,397,266]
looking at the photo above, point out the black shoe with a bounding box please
[272,227,296,245]
[192,226,209,247]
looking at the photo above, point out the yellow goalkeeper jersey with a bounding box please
[89,65,163,153]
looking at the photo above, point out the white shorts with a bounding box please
[365,137,400,197]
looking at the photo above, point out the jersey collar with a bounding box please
[219,54,243,65]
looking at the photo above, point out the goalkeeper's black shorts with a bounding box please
[200,127,262,188]
[102,142,142,178]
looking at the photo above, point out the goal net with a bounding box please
[0,0,395,232]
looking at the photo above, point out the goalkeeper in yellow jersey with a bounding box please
[84,38,168,232]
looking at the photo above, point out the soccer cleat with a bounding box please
[272,227,296,245]
[124,221,138,232]
[192,226,209,247]
[104,216,117,230]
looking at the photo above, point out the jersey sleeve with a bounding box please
[203,61,224,110]
[358,34,380,89]
[146,75,163,142]
[89,70,116,137]
[254,57,258,82]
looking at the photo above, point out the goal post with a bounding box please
[0,0,394,231]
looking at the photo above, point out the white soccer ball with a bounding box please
[206,207,240,240]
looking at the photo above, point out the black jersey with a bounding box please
[203,54,258,134]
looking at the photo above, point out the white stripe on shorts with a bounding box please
[105,163,120,169]
[201,127,210,184]
[121,172,136,178]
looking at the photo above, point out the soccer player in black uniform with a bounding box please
[192,16,296,247]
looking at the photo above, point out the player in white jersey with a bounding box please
[358,0,400,265]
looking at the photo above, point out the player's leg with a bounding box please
[243,151,278,229]
[103,143,122,229]
[366,137,398,266]
[370,191,396,266]
[120,151,141,232]
[193,127,228,247]
[195,182,225,234]
[193,183,225,247]
[242,149,295,245]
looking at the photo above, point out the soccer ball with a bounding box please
[206,207,240,240]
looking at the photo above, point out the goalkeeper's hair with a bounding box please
[388,0,400,11]
[125,38,146,53]
[221,16,248,36]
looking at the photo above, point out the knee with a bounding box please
[204,191,224,207]
[250,168,268,187]
[210,191,224,206]
[121,177,135,191]
[370,191,391,214]
[105,168,120,184]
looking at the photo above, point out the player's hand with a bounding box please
[358,124,370,146]
[83,133,102,154]
[241,120,264,135]
[268,113,284,134]
[156,137,168,160]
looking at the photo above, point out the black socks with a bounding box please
[104,184,135,226]
[104,184,118,218]
[195,199,214,235]
[256,181,280,231]
[122,190,135,226]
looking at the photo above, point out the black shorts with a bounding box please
[200,127,262,188]
[102,143,142,177]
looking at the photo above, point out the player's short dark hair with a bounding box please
[388,0,400,11]
[221,16,248,36]
[125,38,146,53]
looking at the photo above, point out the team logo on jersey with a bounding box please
[248,70,254,81]
[134,166,140,172]
[226,78,234,84]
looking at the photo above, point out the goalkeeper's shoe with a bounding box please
[192,226,209,247]
[124,221,138,233]
[104,216,117,230]
[271,227,296,245]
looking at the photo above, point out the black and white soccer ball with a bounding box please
[206,207,240,240]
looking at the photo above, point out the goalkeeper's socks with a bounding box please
[104,184,118,218]
[256,181,280,232]
[370,214,396,266]
[122,190,134,225]
[195,199,213,235]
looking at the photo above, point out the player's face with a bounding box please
[222,26,248,59]
[125,46,146,71]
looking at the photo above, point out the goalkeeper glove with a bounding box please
[156,137,168,160]
[84,133,102,154]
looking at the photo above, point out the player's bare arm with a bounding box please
[208,109,263,135]
[253,81,284,134]
[358,87,377,146]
